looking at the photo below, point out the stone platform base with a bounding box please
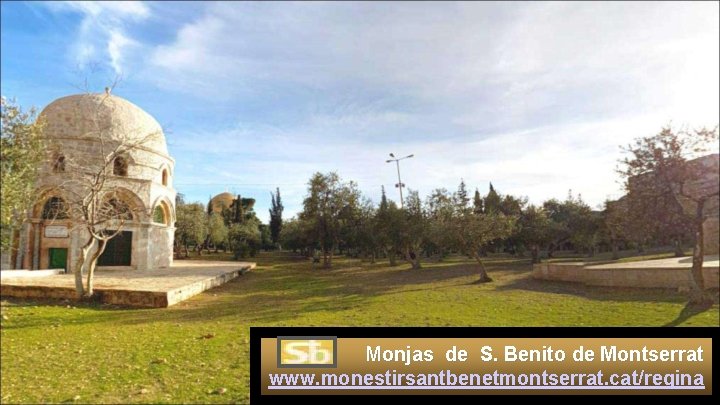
[1,269,64,279]
[533,256,719,289]
[0,261,255,308]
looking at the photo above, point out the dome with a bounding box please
[210,192,235,213]
[39,93,168,156]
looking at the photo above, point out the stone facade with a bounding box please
[678,154,719,255]
[8,92,176,272]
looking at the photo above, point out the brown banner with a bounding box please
[261,337,712,395]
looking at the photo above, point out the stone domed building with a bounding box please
[209,192,256,224]
[11,91,176,271]
[209,192,236,215]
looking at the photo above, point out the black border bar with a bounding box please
[251,327,718,403]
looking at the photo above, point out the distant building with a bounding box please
[209,192,255,224]
[623,153,719,255]
[5,93,176,271]
[678,154,719,255]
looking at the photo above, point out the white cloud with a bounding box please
[36,2,719,220]
[107,29,138,75]
[42,1,150,75]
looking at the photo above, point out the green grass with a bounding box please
[1,252,718,403]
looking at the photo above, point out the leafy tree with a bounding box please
[175,203,208,257]
[499,194,527,254]
[543,192,598,257]
[425,188,454,260]
[374,187,403,266]
[447,182,516,282]
[207,212,228,252]
[400,190,428,269]
[269,187,284,248]
[259,223,273,251]
[0,98,45,256]
[517,205,551,263]
[623,181,693,256]
[456,179,470,207]
[300,172,360,268]
[601,199,628,260]
[473,188,484,214]
[484,182,502,214]
[500,194,526,217]
[228,217,261,259]
[280,217,314,255]
[619,125,719,303]
[568,203,601,257]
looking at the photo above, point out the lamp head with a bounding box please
[407,154,414,158]
[389,153,395,158]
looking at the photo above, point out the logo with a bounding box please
[277,336,337,368]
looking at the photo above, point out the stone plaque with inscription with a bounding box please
[45,225,69,238]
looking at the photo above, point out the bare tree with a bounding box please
[42,86,160,297]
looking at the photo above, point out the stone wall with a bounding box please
[704,213,719,256]
[531,262,587,283]
[584,267,719,289]
[533,261,720,289]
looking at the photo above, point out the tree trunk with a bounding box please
[531,245,540,264]
[74,237,94,297]
[322,241,332,268]
[689,199,710,304]
[184,244,189,258]
[547,243,556,258]
[85,239,107,298]
[386,249,397,266]
[673,239,684,257]
[370,251,376,264]
[473,252,493,283]
[611,242,619,260]
[586,246,595,258]
[405,247,421,269]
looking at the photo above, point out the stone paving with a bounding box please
[0,261,255,307]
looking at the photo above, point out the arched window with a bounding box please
[113,156,128,176]
[52,154,66,173]
[153,205,166,224]
[161,169,168,186]
[42,197,69,219]
[103,198,133,220]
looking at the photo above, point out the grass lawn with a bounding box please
[1,252,718,403]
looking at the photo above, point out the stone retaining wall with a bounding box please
[533,261,719,289]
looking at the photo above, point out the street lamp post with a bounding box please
[386,153,414,208]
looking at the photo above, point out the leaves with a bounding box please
[0,98,45,251]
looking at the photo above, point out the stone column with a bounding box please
[32,221,41,270]
[14,223,26,269]
[134,224,150,270]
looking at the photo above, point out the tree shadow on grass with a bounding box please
[0,257,549,330]
[663,301,715,326]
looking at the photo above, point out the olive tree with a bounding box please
[619,125,719,303]
[0,98,45,259]
[445,182,516,282]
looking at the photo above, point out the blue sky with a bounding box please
[2,1,718,222]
